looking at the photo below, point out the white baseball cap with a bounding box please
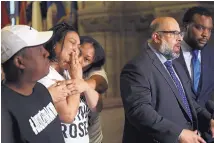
[1,25,53,64]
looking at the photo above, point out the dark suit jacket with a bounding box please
[120,45,211,143]
[176,44,214,108]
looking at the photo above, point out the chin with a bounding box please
[195,41,206,49]
[198,44,206,49]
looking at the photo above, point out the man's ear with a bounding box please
[183,22,188,32]
[14,56,25,70]
[152,33,161,44]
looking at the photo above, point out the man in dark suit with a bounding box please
[120,17,213,143]
[176,7,214,142]
[176,6,214,109]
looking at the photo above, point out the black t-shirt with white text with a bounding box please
[1,82,65,143]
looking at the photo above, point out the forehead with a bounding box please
[81,43,95,51]
[23,45,43,57]
[81,42,94,48]
[81,43,95,55]
[64,31,80,44]
[192,14,213,27]
[159,20,180,31]
[26,45,42,51]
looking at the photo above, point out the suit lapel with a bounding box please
[199,48,208,97]
[146,47,192,120]
[176,51,198,96]
[173,61,197,122]
[176,50,191,79]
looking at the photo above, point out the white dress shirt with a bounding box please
[181,41,201,81]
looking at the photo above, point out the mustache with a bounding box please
[175,43,181,47]
[198,38,208,41]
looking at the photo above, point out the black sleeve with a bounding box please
[191,97,211,132]
[120,63,183,143]
[1,107,16,143]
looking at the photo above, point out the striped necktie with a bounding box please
[164,61,193,121]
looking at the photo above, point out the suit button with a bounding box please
[197,99,200,102]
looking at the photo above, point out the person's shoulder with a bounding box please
[124,52,149,69]
[1,83,14,97]
[86,66,105,76]
[38,67,60,87]
[203,44,214,55]
[34,82,53,101]
[35,82,49,92]
[1,83,19,108]
[85,66,108,82]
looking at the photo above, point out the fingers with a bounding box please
[197,136,206,143]
[49,81,60,87]
[211,128,214,138]
[210,119,214,138]
[54,80,74,87]
[69,90,80,96]
[71,49,79,65]
[67,84,75,90]
[74,49,79,64]
[63,80,73,85]
[72,51,76,65]
[193,130,198,134]
[56,80,64,85]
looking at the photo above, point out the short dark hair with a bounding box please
[80,36,106,73]
[183,6,212,24]
[2,48,26,82]
[44,22,77,61]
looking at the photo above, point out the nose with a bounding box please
[177,34,183,41]
[202,29,209,37]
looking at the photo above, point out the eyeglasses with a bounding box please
[157,31,184,38]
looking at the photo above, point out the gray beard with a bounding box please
[159,40,180,60]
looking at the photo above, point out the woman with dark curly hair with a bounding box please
[39,23,100,143]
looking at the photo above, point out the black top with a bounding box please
[1,82,65,143]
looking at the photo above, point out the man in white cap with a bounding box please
[1,25,65,143]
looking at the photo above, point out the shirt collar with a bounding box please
[181,40,201,60]
[181,40,192,52]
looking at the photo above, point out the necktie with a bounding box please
[164,61,193,121]
[192,50,201,93]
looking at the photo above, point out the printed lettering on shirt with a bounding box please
[29,102,58,135]
[61,99,90,139]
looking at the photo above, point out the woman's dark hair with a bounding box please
[80,36,106,73]
[44,22,77,61]
[183,6,212,25]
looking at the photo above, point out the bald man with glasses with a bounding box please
[120,17,212,143]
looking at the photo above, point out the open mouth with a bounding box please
[175,44,181,48]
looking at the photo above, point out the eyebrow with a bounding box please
[68,38,77,42]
